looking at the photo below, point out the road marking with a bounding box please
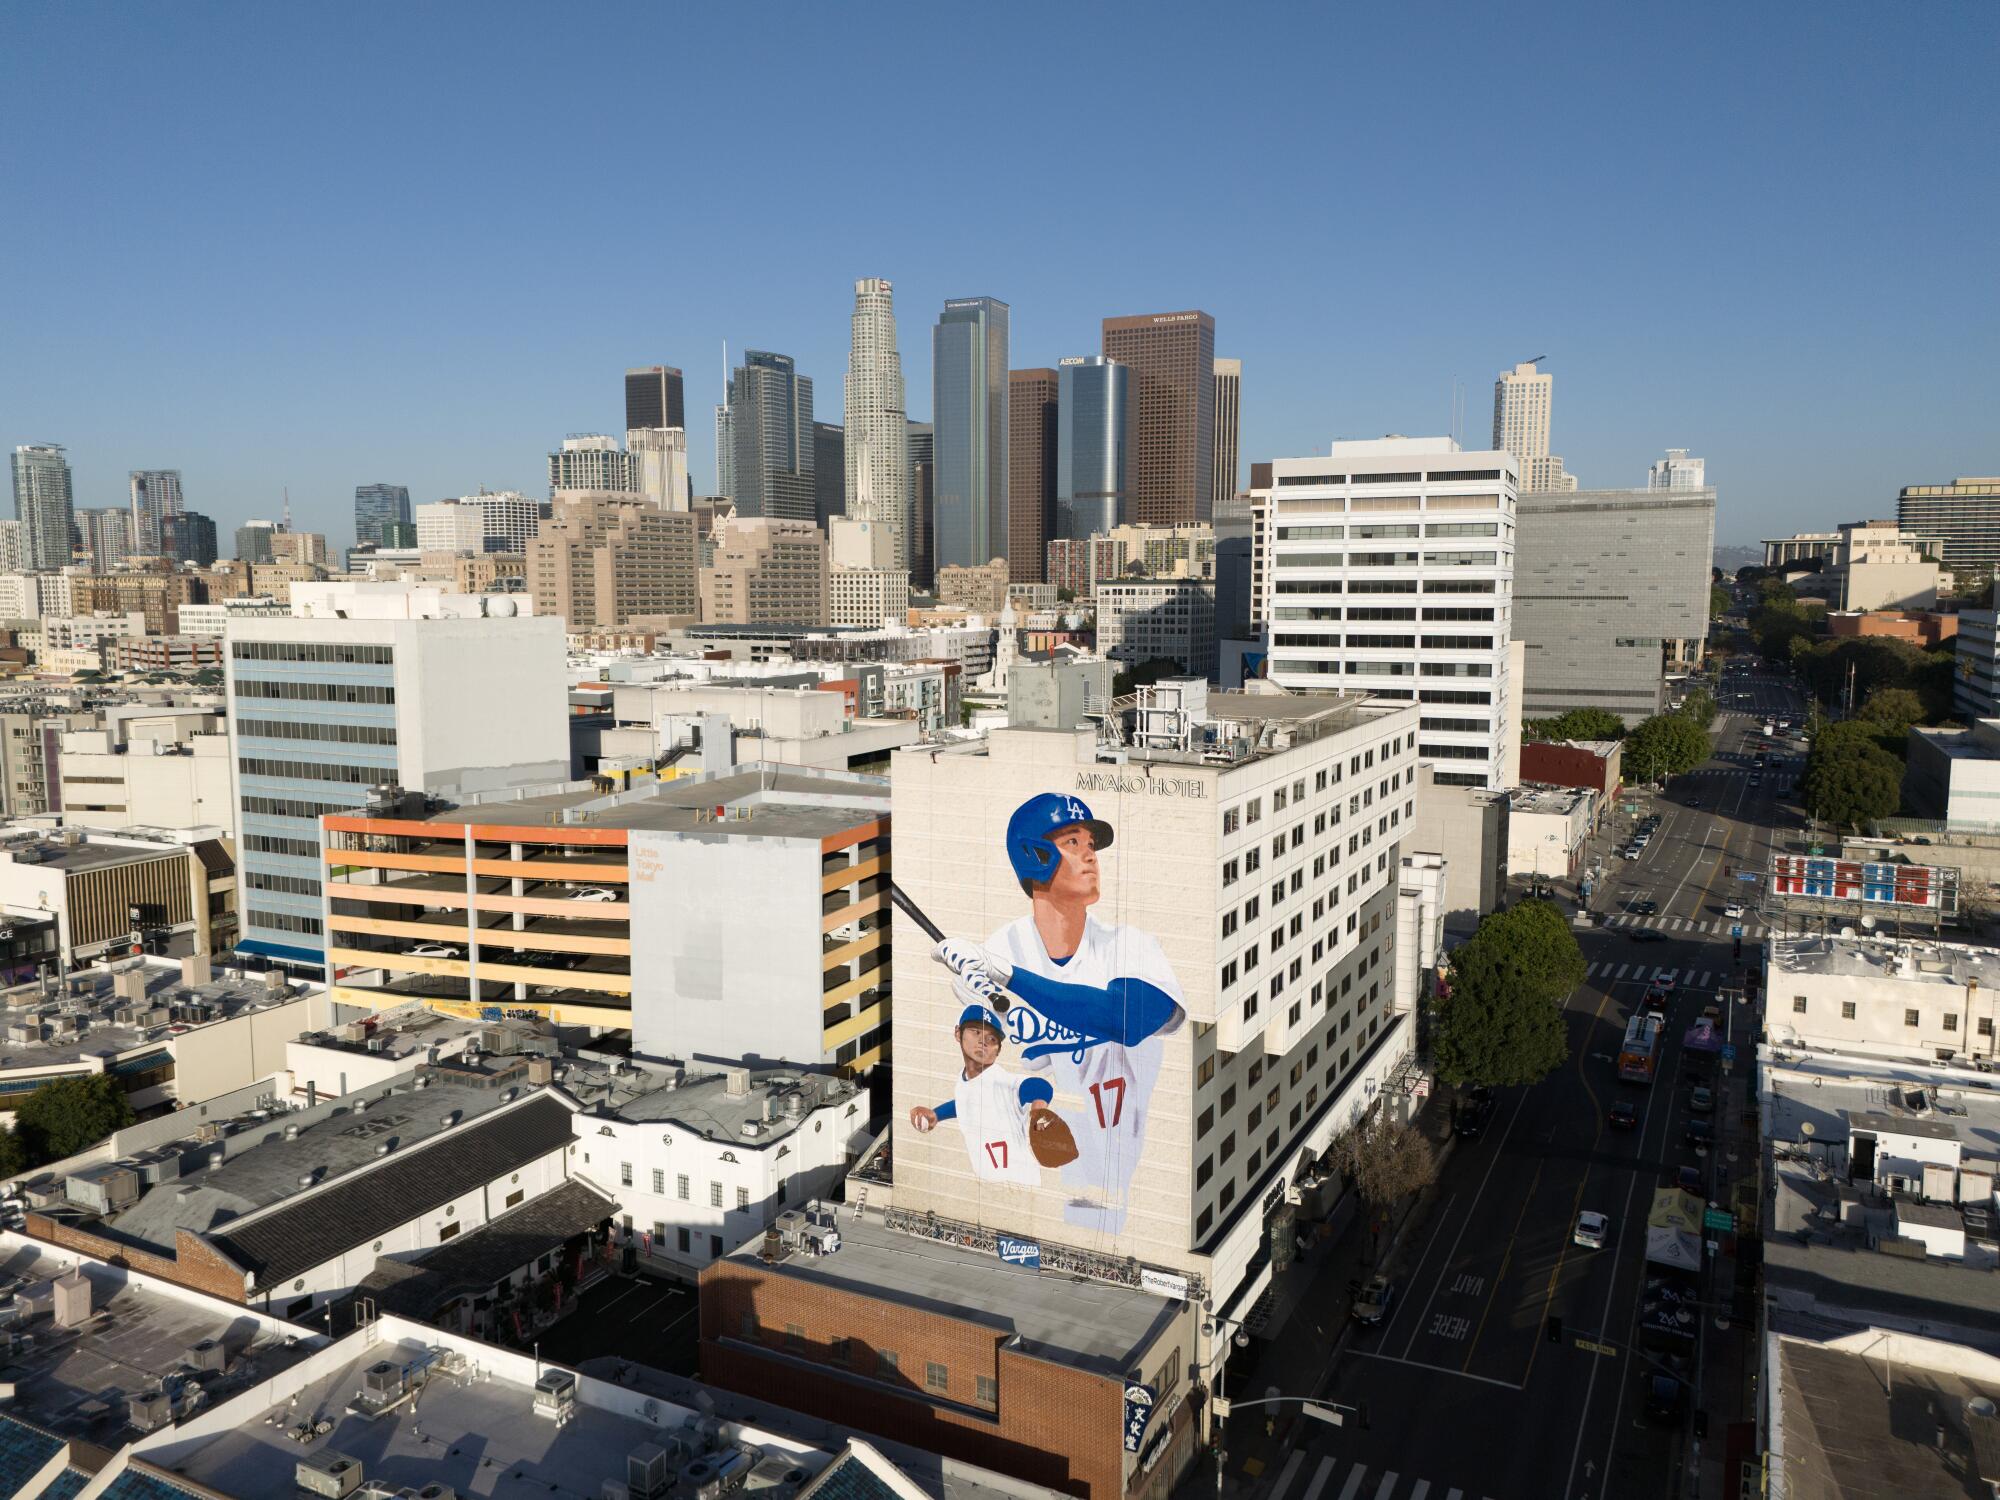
[1449,1272,1484,1296]
[1613,963,1630,979]
[1269,1450,1307,1500]
[1429,1312,1471,1340]
[1375,1475,1398,1500]
[1444,1491,1463,1500]
[1349,1347,1523,1390]
[1335,1465,1368,1500]
[1377,1190,1457,1344]
[1409,1483,1430,1500]
[1301,1457,1339,1500]
[1397,1093,1527,1361]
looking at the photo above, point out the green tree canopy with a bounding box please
[0,1127,24,1180]
[1431,899,1580,1088]
[1523,708,1627,744]
[1623,711,1709,783]
[1801,721,1903,829]
[1857,687,1927,742]
[14,1076,134,1166]
[1678,688,1717,729]
[1710,584,1732,618]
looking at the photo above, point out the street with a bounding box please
[1223,661,1803,1500]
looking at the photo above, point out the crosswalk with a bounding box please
[1266,1450,1497,1500]
[1583,960,1717,987]
[1599,912,1764,938]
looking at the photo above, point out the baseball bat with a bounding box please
[889,881,1012,1011]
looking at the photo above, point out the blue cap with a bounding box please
[957,1003,1005,1034]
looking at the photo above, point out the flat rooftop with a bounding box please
[0,1244,313,1449]
[1776,1335,2000,1497]
[291,1000,489,1064]
[1511,784,1591,815]
[97,1070,541,1256]
[1769,933,2000,991]
[727,1212,1178,1378]
[424,766,888,841]
[563,1061,863,1145]
[0,833,194,874]
[0,961,309,1073]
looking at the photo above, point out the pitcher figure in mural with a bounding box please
[932,792,1187,1234]
[908,998,1078,1185]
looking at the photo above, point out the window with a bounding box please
[1222,911,1238,937]
[1841,1001,1856,1020]
[1906,1009,1921,1028]
[976,1374,998,1403]
[737,1187,750,1210]
[677,1173,690,1200]
[1246,798,1262,823]
[926,1362,950,1394]
[832,1337,853,1365]
[677,1227,691,1252]
[1946,1012,1959,1032]
[1220,1133,1237,1163]
[1224,807,1240,835]
[1982,1018,1995,1038]
[740,1312,758,1340]
[1792,996,1807,1014]
[620,1162,634,1187]
[437,1221,461,1242]
[1197,1105,1214,1138]
[785,1324,806,1351]
[877,1350,900,1377]
[710,1181,724,1207]
[1197,1056,1215,1087]
[652,1168,666,1194]
[506,1190,525,1209]
[1197,1156,1213,1187]
[1223,858,1239,887]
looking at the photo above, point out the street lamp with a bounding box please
[1199,1309,1252,1498]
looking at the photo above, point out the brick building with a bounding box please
[1518,737,1623,798]
[1825,609,1961,649]
[701,1213,1196,1499]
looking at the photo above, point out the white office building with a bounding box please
[549,434,635,497]
[1648,448,1707,491]
[1766,934,2000,1063]
[413,491,540,555]
[1096,577,1217,679]
[627,426,690,510]
[1253,436,1519,789]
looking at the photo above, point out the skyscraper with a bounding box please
[129,469,184,555]
[236,520,279,564]
[1213,357,1242,504]
[1899,476,2000,578]
[12,445,76,571]
[720,351,815,522]
[932,296,1009,572]
[1007,369,1059,583]
[549,435,637,497]
[906,421,934,591]
[353,483,412,547]
[813,422,846,531]
[529,493,698,627]
[1101,310,1216,525]
[161,510,218,566]
[1055,355,1131,541]
[627,428,690,510]
[1492,360,1578,494]
[844,279,911,567]
[625,365,686,433]
[77,507,133,571]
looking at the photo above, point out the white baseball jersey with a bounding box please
[949,1063,1046,1185]
[985,912,1186,1209]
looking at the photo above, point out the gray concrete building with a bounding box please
[1514,485,1716,726]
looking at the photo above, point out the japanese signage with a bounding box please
[1123,1382,1156,1453]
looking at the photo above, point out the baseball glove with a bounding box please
[1030,1108,1080,1169]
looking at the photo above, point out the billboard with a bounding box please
[1770,855,1956,911]
[892,744,1215,1270]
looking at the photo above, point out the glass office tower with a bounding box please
[1056,356,1131,539]
[931,297,1009,571]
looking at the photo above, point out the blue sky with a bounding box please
[3,2,1993,547]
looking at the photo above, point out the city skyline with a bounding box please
[3,5,1992,547]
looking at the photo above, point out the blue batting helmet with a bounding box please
[1006,792,1114,887]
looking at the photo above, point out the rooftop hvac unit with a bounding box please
[126,1386,171,1433]
[362,1360,407,1398]
[410,1487,457,1500]
[532,1368,576,1422]
[184,1337,227,1373]
[297,1451,365,1499]
[742,1455,812,1492]
[627,1444,671,1499]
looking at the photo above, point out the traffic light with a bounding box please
[1546,1315,1564,1344]
[1359,1403,1372,1431]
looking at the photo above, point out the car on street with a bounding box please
[1455,1093,1495,1139]
[1645,1374,1689,1423]
[1609,1099,1639,1129]
[1685,797,1701,807]
[1621,846,1642,860]
[1629,899,1658,916]
[1677,1165,1704,1195]
[1723,903,1745,918]
[1350,1275,1395,1326]
[1690,1085,1714,1113]
[1574,1210,1610,1249]
[1629,928,1669,943]
[1685,1118,1714,1149]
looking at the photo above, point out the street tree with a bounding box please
[14,1075,135,1165]
[1801,723,1903,829]
[1678,688,1717,729]
[1857,687,1926,741]
[1327,1107,1438,1256]
[1430,899,1579,1088]
[1709,584,1732,618]
[1622,712,1708,783]
[1523,707,1626,744]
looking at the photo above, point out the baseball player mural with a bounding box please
[909,792,1187,1233]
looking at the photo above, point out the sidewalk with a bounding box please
[1177,1099,1457,1499]
[1689,1025,1761,1498]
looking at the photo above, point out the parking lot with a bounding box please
[534,1272,702,1376]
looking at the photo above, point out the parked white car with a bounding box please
[568,887,619,902]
